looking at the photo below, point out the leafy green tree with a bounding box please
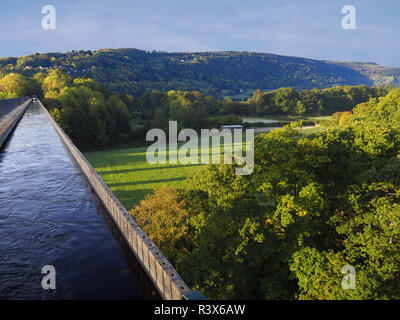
[42,69,71,94]
[37,70,133,149]
[0,73,40,98]
[273,87,299,114]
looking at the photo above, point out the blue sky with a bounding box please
[0,0,399,66]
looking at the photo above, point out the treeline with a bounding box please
[1,48,390,99]
[130,89,400,299]
[130,85,389,132]
[0,68,391,150]
[247,85,389,116]
[0,70,132,149]
[129,90,227,132]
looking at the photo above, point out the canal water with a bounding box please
[0,101,156,299]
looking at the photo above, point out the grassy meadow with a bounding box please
[85,115,330,210]
[84,146,200,210]
[84,137,248,210]
[241,115,331,123]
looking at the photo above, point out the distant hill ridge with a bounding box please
[0,48,398,99]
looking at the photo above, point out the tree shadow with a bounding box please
[98,163,202,175]
[107,177,186,187]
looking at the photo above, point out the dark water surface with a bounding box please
[0,102,155,299]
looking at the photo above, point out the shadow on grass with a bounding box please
[107,177,186,187]
[97,163,203,175]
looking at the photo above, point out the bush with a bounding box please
[129,186,194,262]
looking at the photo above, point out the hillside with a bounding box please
[0,48,398,99]
[332,61,400,87]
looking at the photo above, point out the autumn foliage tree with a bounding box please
[129,186,194,262]
[0,73,41,99]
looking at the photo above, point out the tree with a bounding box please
[129,186,194,262]
[42,69,71,94]
[273,87,299,114]
[0,73,40,98]
[40,72,132,149]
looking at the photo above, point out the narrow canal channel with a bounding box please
[0,101,158,299]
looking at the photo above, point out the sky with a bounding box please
[0,0,399,67]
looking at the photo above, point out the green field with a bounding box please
[84,138,247,210]
[240,116,280,124]
[301,126,324,136]
[84,146,200,210]
[241,115,331,123]
[85,116,330,210]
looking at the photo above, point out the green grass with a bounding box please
[241,115,331,122]
[84,122,328,209]
[305,115,331,121]
[240,116,280,124]
[84,137,247,210]
[301,126,324,136]
[84,146,199,210]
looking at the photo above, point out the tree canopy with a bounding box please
[0,70,132,149]
[131,89,400,299]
